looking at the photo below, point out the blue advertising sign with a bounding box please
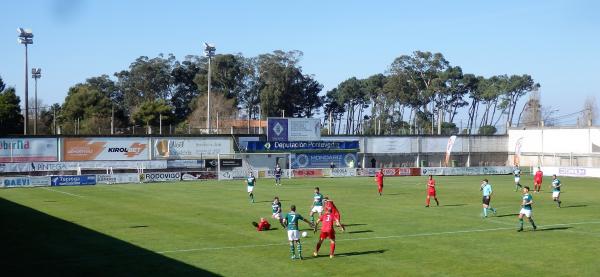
[50,175,97,186]
[267,118,289,141]
[246,141,359,152]
[291,153,357,169]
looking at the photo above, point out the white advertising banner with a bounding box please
[541,166,600,178]
[0,138,58,162]
[421,166,513,176]
[365,137,412,153]
[218,168,257,180]
[141,172,181,182]
[0,160,167,173]
[153,138,232,159]
[326,168,357,177]
[63,137,150,161]
[1,176,50,188]
[96,173,140,184]
[267,118,321,141]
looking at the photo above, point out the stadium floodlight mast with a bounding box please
[204,42,216,134]
[31,68,42,135]
[18,28,33,135]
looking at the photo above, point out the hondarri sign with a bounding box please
[0,138,58,162]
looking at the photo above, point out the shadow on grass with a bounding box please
[537,226,572,232]
[0,197,220,276]
[561,204,587,209]
[496,213,520,218]
[343,223,367,227]
[441,204,466,207]
[347,230,374,234]
[335,249,387,257]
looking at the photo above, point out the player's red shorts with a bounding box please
[320,231,335,240]
[428,190,436,196]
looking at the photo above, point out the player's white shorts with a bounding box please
[552,191,560,198]
[272,212,281,220]
[515,177,521,183]
[311,206,323,214]
[287,230,300,241]
[247,186,254,193]
[519,208,532,218]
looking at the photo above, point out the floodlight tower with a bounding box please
[18,28,33,135]
[204,43,216,133]
[32,68,41,135]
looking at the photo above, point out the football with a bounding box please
[301,231,308,238]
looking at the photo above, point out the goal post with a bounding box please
[217,153,292,180]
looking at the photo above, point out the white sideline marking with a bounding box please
[41,187,84,198]
[157,220,600,254]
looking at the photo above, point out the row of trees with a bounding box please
[1,50,323,134]
[323,51,540,135]
[1,50,544,135]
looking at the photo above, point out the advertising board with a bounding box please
[246,141,359,152]
[153,138,232,159]
[63,138,149,161]
[181,171,218,181]
[267,118,321,141]
[1,176,50,188]
[141,172,181,182]
[0,138,58,162]
[50,175,97,186]
[290,153,357,169]
[96,173,140,184]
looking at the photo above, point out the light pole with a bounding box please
[18,28,33,135]
[204,43,216,134]
[32,68,41,135]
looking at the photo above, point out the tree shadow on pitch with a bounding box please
[441,204,466,207]
[343,223,367,227]
[536,226,572,232]
[0,198,220,276]
[335,249,387,257]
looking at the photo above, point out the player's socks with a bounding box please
[290,244,295,259]
[558,201,561,207]
[518,218,524,230]
[316,241,322,252]
[330,243,335,256]
[435,198,439,206]
[483,208,487,217]
[426,198,430,206]
[297,241,303,259]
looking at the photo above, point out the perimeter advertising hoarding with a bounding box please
[0,160,167,173]
[50,175,97,186]
[267,118,321,141]
[153,138,232,159]
[246,141,359,152]
[181,171,218,181]
[1,176,51,188]
[290,153,357,169]
[0,138,58,162]
[63,138,149,161]
[141,172,181,182]
[96,173,140,184]
[420,166,513,176]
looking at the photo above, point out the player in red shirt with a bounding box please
[374,169,384,196]
[425,175,440,207]
[323,196,341,223]
[252,218,271,231]
[313,208,344,258]
[534,167,543,193]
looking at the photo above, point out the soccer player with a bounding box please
[374,168,384,196]
[551,174,562,207]
[309,187,324,224]
[480,179,497,217]
[323,196,341,221]
[246,172,256,203]
[252,218,271,231]
[313,207,345,259]
[274,164,283,186]
[425,175,439,207]
[513,166,522,191]
[518,186,537,232]
[534,167,543,193]
[283,205,313,260]
[272,196,285,226]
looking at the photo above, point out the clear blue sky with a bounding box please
[2,0,599,123]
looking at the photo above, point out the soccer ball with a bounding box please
[301,231,308,238]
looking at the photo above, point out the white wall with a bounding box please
[508,127,600,154]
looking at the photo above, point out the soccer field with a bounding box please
[1,175,599,276]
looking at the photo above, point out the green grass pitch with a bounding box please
[1,175,600,276]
